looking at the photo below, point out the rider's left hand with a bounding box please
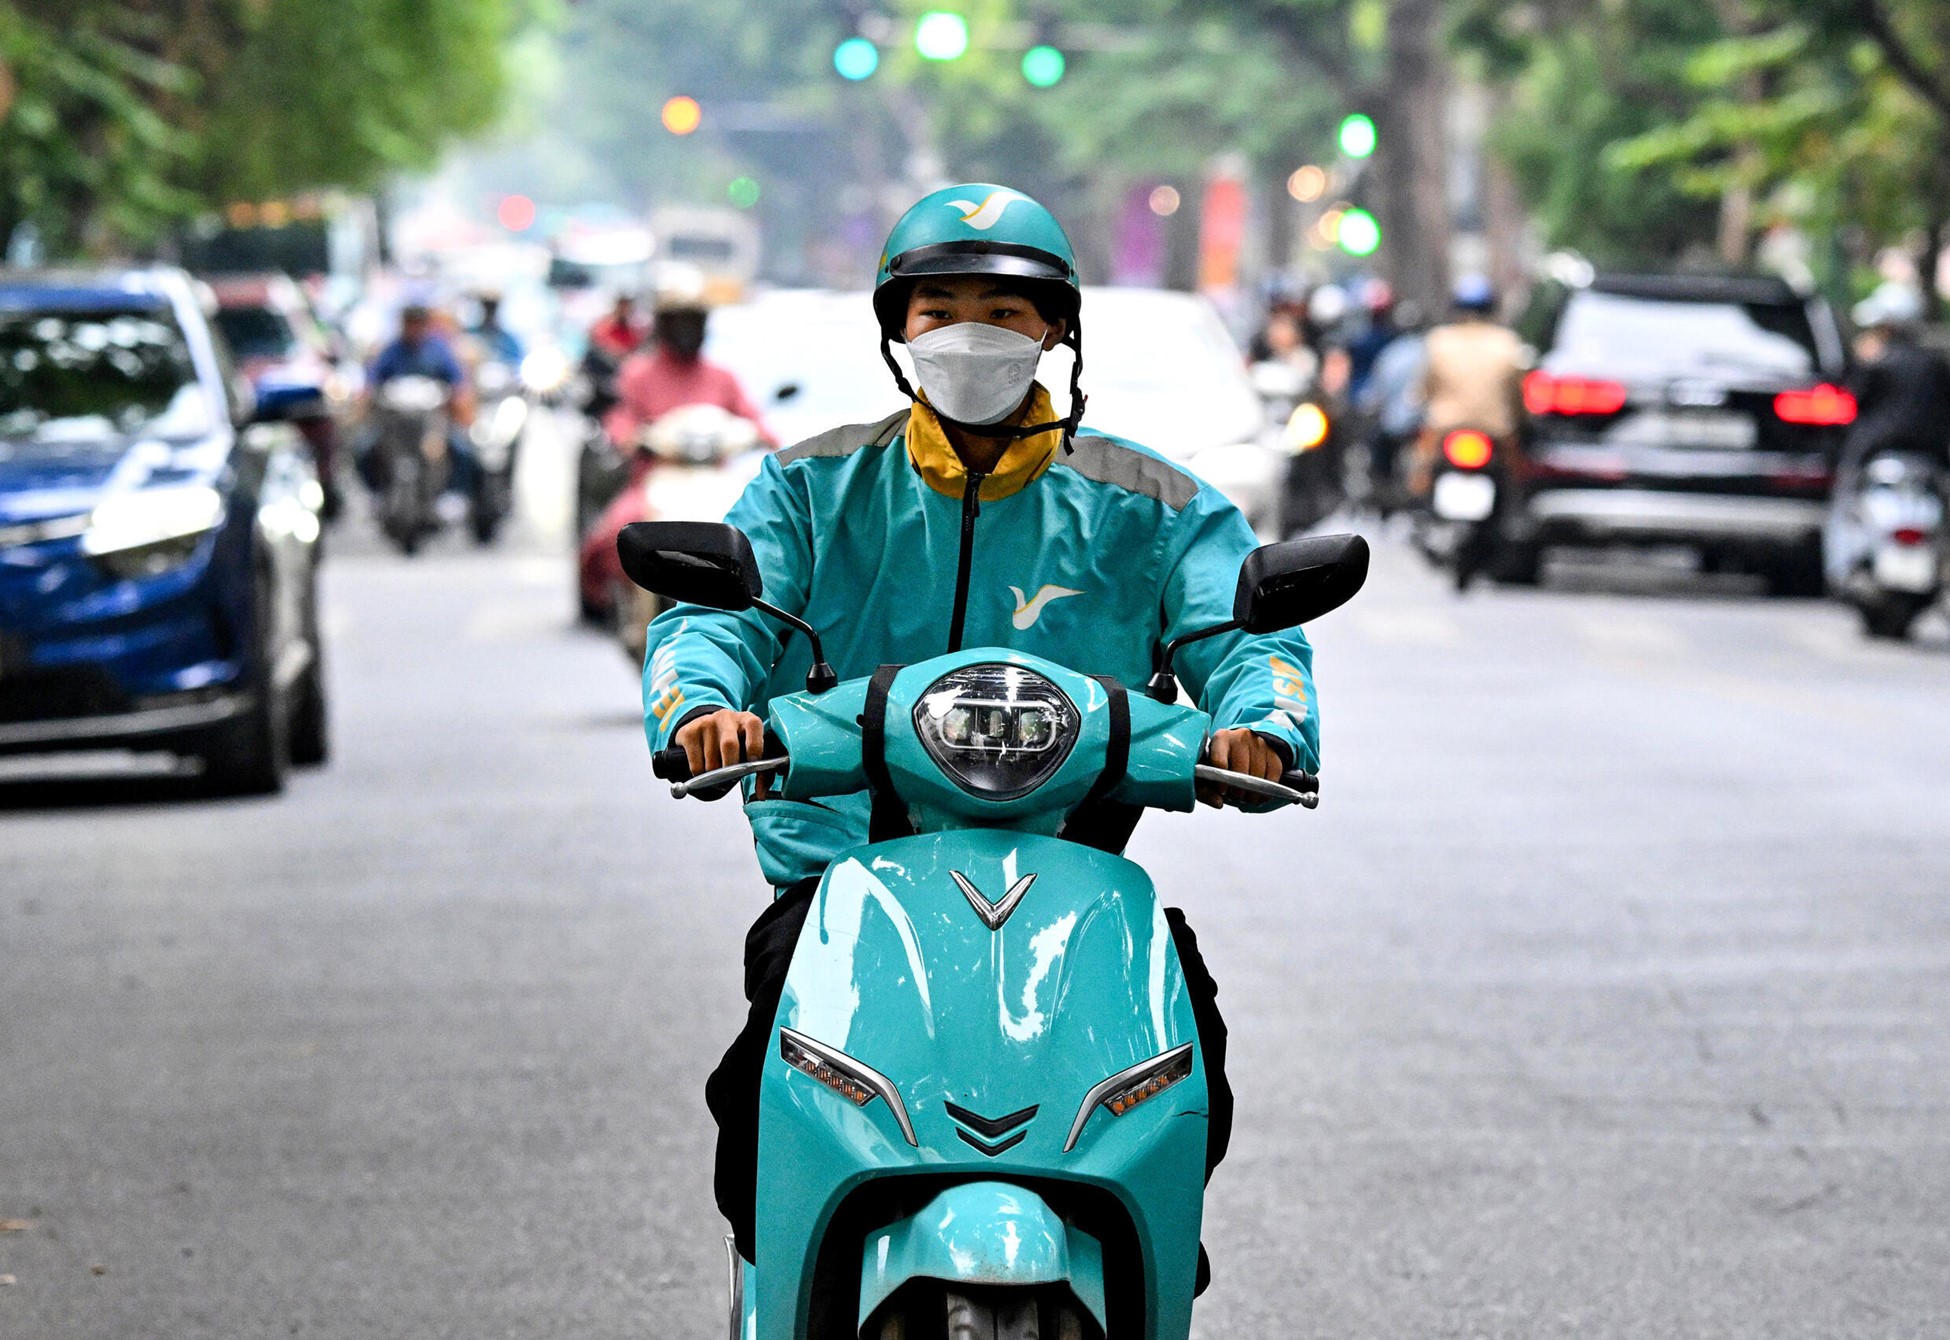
[1199,728,1287,808]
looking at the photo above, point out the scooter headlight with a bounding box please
[912,663,1079,800]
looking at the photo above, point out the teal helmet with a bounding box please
[872,184,1081,339]
[872,184,1086,445]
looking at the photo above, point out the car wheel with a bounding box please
[199,566,291,796]
[288,563,330,766]
[1763,542,1826,598]
[1860,593,1928,640]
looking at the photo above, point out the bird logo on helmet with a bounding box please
[872,183,1087,450]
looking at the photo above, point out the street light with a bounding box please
[1022,44,1066,87]
[1337,207,1381,256]
[833,37,879,81]
[1338,113,1377,159]
[915,11,969,60]
[661,96,702,135]
[1287,165,1327,202]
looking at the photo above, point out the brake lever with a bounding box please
[670,756,787,800]
[1192,763,1319,810]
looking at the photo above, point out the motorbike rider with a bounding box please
[467,291,525,366]
[1356,299,1428,517]
[1843,282,1950,470]
[1409,274,1523,495]
[641,185,1322,1297]
[580,293,648,421]
[358,302,477,498]
[602,265,775,448]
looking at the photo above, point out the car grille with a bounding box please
[0,665,131,724]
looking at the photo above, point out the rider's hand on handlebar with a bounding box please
[1199,728,1287,809]
[673,709,770,799]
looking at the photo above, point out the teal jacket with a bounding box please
[641,402,1321,889]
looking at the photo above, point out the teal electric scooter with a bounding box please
[619,520,1368,1340]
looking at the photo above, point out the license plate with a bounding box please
[1873,545,1939,592]
[1433,472,1496,521]
[1612,410,1757,450]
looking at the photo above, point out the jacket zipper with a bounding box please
[946,470,987,652]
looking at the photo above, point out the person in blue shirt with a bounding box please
[468,292,525,366]
[359,303,475,497]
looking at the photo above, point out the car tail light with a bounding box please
[1442,430,1495,470]
[1773,384,1856,426]
[1523,372,1628,416]
[1891,527,1928,547]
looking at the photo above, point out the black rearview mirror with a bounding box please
[616,521,761,611]
[1147,533,1370,702]
[615,520,839,694]
[1233,534,1370,633]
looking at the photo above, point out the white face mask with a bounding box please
[906,321,1048,425]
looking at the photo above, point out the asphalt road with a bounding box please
[4,413,1949,1338]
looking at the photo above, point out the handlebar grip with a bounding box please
[651,746,693,782]
[1282,769,1319,793]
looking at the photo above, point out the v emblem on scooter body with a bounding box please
[950,871,1036,930]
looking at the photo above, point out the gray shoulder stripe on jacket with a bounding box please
[775,409,908,464]
[1057,435,1201,510]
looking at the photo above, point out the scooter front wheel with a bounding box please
[877,1285,1093,1340]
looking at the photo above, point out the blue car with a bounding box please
[0,267,328,793]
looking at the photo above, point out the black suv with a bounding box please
[1502,271,1851,593]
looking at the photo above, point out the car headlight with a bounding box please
[912,663,1079,800]
[81,484,226,578]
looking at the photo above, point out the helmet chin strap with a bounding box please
[879,322,1087,452]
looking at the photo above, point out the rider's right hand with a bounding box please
[673,709,769,799]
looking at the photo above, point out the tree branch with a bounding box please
[1856,0,1950,123]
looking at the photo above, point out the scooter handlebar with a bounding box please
[1191,762,1321,810]
[655,740,790,799]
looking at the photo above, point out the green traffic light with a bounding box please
[915,11,969,60]
[1338,113,1377,159]
[1338,207,1381,256]
[1022,44,1065,87]
[833,37,878,81]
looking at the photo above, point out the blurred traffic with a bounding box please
[7,185,1947,788]
[5,1,1950,1335]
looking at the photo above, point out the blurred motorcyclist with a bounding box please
[359,302,476,497]
[1356,299,1428,517]
[602,266,774,448]
[588,292,648,362]
[1409,276,1523,494]
[1343,280,1401,406]
[468,291,524,366]
[1845,283,1950,469]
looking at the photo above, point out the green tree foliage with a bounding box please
[1460,0,1950,287]
[1604,0,1950,291]
[0,0,530,256]
[1452,0,1726,266]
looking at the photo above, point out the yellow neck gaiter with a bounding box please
[905,383,1063,501]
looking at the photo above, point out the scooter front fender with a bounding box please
[858,1181,1106,1333]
